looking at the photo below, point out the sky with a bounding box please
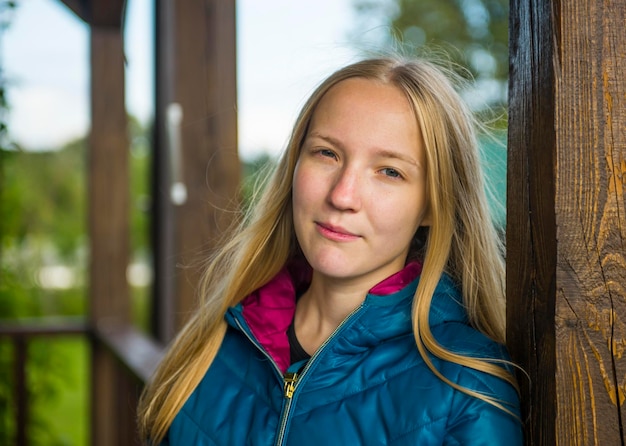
[2,0,385,160]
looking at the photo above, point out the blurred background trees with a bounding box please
[353,0,509,111]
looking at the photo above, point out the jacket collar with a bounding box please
[225,261,467,373]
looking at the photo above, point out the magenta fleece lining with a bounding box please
[241,262,423,373]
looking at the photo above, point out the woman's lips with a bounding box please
[315,222,361,242]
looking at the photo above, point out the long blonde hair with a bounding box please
[138,57,516,442]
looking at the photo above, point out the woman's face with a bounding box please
[292,78,430,288]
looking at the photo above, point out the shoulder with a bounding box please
[428,274,508,361]
[439,358,523,444]
[426,324,522,443]
[427,274,521,421]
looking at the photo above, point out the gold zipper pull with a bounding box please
[283,372,298,399]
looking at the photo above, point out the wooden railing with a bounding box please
[0,318,163,445]
[0,319,89,445]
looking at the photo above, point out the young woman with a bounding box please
[138,57,522,445]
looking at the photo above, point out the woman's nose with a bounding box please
[328,167,362,211]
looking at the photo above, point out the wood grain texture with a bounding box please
[554,0,626,444]
[507,0,557,444]
[509,0,626,443]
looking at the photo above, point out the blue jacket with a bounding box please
[162,264,522,445]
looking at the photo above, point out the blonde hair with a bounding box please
[138,57,517,442]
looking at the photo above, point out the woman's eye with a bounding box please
[381,167,402,179]
[318,149,336,159]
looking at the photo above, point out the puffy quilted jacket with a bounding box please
[161,263,522,445]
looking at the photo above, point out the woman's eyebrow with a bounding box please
[305,132,344,149]
[373,149,420,168]
[307,131,421,169]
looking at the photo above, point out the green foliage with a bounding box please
[128,114,152,257]
[0,336,89,446]
[1,143,86,258]
[26,338,89,446]
[0,4,90,443]
[1,115,152,263]
[0,112,155,443]
[240,153,275,210]
[0,0,18,153]
[352,0,509,105]
[0,264,88,444]
[0,260,87,445]
[127,115,153,333]
[0,339,15,442]
[0,266,40,319]
[0,142,88,322]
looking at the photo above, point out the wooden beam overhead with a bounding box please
[57,0,88,22]
[58,0,126,27]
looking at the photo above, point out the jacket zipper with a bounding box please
[232,316,296,445]
[283,372,298,398]
[274,304,363,445]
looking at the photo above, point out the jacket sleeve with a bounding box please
[443,366,523,445]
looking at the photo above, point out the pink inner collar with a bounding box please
[370,261,422,295]
[240,261,422,373]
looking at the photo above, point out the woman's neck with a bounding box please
[293,272,370,355]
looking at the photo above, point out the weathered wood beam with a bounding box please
[88,27,129,332]
[554,0,626,443]
[96,323,165,383]
[88,25,130,446]
[153,0,239,341]
[507,0,557,442]
[57,0,125,27]
[508,0,626,444]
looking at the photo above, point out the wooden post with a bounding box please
[507,0,626,444]
[88,25,131,446]
[152,0,239,341]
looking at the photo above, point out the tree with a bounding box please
[352,0,509,107]
[0,1,17,148]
